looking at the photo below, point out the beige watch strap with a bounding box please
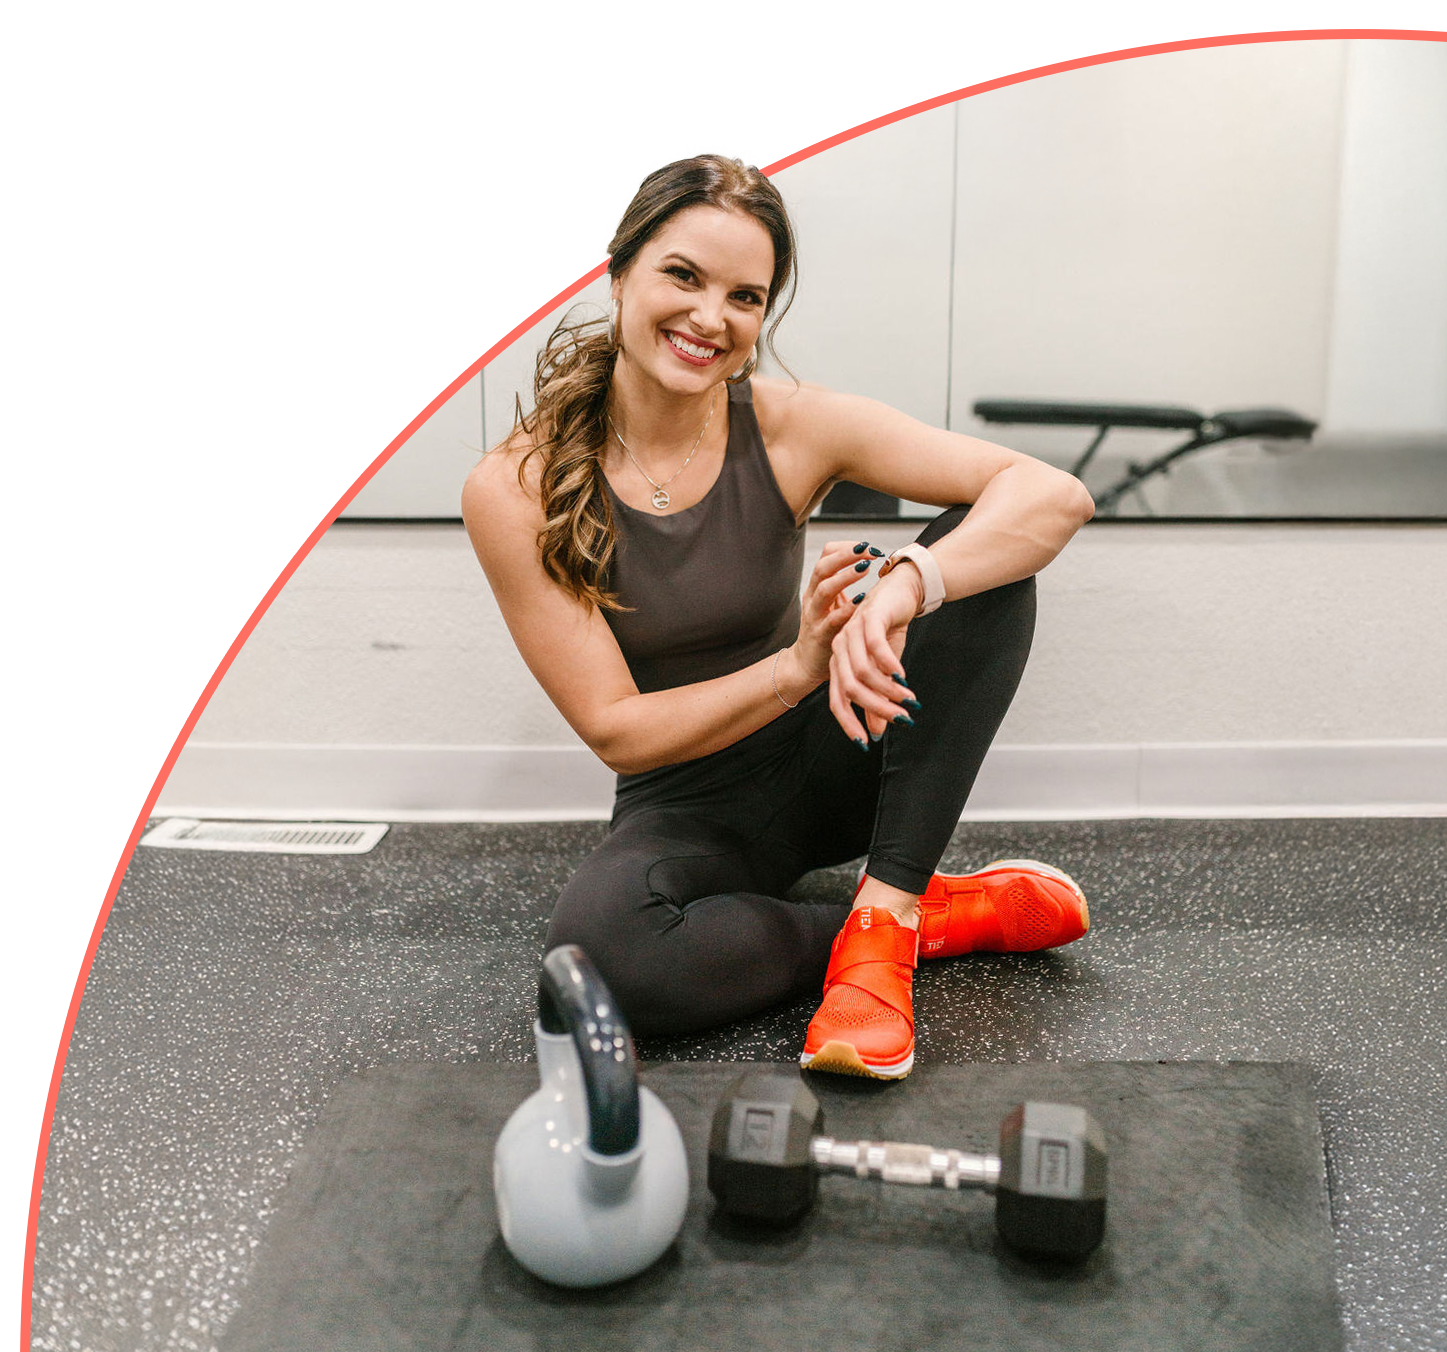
[879,542,945,616]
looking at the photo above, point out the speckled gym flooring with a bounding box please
[31,817,1447,1352]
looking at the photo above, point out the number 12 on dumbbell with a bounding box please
[707,1070,1108,1261]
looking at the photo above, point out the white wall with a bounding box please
[161,520,1447,818]
[346,372,485,516]
[950,41,1345,454]
[760,107,956,425]
[339,38,1447,518]
[1325,40,1447,431]
[182,39,1447,819]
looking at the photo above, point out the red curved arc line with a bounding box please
[21,22,1447,1344]
[761,27,1447,176]
[14,252,596,1345]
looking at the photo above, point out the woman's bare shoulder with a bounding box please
[463,429,542,509]
[465,431,541,500]
[750,376,891,480]
[748,374,859,441]
[748,372,828,412]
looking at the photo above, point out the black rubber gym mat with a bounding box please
[220,1060,1341,1352]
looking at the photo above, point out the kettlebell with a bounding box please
[492,944,689,1287]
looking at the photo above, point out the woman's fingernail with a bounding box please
[868,547,884,557]
[890,673,909,687]
[853,542,868,554]
[870,731,883,742]
[893,714,915,727]
[902,698,922,711]
[854,737,870,752]
[852,592,865,604]
[854,560,870,572]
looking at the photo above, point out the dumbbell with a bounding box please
[707,1070,1107,1260]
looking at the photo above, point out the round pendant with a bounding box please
[651,488,671,510]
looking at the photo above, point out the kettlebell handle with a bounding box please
[538,945,640,1157]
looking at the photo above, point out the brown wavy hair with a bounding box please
[510,154,798,612]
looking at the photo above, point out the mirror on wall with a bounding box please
[344,37,1447,522]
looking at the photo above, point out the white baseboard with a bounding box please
[157,740,1447,822]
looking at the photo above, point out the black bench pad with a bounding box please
[973,400,1205,429]
[973,399,1316,441]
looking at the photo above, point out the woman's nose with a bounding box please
[690,289,727,336]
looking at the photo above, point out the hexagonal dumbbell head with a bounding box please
[707,1070,825,1223]
[995,1101,1108,1260]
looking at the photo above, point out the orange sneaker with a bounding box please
[913,859,1090,958]
[800,907,918,1080]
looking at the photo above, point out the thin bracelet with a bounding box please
[771,649,799,709]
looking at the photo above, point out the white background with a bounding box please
[7,2,1444,1336]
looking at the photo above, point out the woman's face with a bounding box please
[611,204,775,397]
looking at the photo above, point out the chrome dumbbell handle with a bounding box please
[809,1137,1002,1192]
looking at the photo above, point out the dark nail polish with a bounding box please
[893,713,915,727]
[853,542,868,554]
[890,673,909,687]
[854,737,870,752]
[868,547,884,557]
[852,592,865,604]
[902,698,922,711]
[854,560,869,572]
[870,731,883,742]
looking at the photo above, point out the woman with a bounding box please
[462,154,1095,1079]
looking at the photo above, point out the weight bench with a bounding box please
[972,400,1317,514]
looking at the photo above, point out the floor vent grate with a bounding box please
[140,818,389,855]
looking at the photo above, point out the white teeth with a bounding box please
[668,332,717,359]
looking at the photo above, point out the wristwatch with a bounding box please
[878,542,945,616]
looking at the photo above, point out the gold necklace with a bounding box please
[606,388,717,510]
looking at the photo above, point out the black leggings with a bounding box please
[545,507,1037,1036]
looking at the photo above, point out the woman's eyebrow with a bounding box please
[661,252,768,295]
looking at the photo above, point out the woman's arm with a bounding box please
[761,382,1095,743]
[767,382,1095,602]
[461,444,901,775]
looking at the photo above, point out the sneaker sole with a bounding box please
[799,1040,914,1080]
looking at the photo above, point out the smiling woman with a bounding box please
[495,156,800,610]
[604,207,774,509]
[461,154,1094,1079]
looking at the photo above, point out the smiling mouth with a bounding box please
[665,331,722,363]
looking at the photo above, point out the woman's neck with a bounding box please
[607,358,722,454]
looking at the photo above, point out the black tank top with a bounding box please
[601,380,806,694]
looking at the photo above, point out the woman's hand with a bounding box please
[827,562,924,746]
[786,540,886,689]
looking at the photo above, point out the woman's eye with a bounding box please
[666,266,693,282]
[733,291,763,306]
